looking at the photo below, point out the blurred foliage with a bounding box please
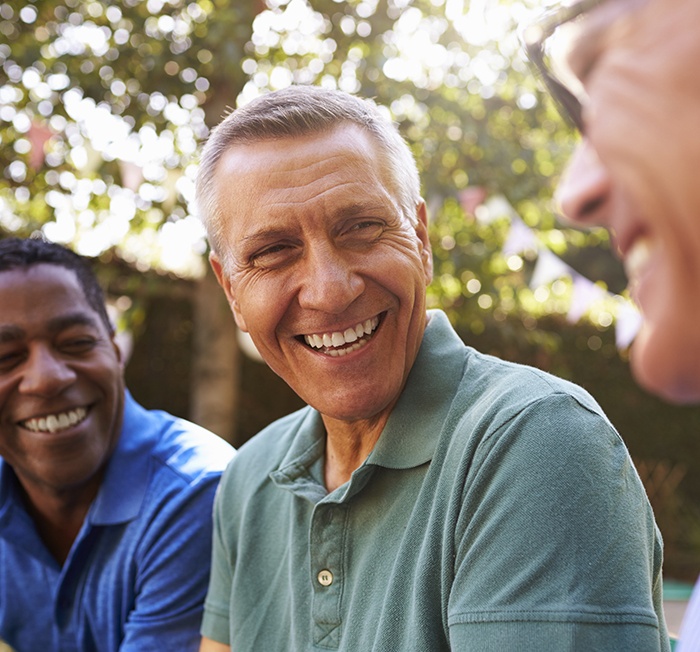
[2,0,700,575]
[0,0,627,336]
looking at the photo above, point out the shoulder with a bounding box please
[419,312,607,428]
[156,414,235,482]
[127,401,236,486]
[437,348,624,476]
[460,347,610,426]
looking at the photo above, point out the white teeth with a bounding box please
[303,316,380,353]
[624,237,653,281]
[22,407,88,434]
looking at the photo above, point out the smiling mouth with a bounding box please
[623,236,653,283]
[301,315,381,357]
[19,407,89,434]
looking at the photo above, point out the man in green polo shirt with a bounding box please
[194,85,669,651]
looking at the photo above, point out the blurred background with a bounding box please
[1,0,699,591]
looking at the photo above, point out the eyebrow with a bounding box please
[0,312,101,344]
[0,326,24,344]
[240,201,391,247]
[335,202,390,219]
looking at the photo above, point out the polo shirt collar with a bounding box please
[271,310,467,495]
[0,461,38,554]
[88,390,155,525]
[367,310,466,470]
[270,408,328,503]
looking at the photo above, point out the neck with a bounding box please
[322,413,389,492]
[19,475,102,565]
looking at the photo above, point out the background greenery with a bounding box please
[2,0,699,579]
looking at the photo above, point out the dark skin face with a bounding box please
[0,264,124,540]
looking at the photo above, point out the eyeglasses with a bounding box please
[521,0,608,132]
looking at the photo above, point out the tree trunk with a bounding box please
[189,264,239,445]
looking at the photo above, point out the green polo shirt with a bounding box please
[202,310,668,651]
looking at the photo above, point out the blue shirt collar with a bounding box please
[88,390,157,525]
[0,390,154,549]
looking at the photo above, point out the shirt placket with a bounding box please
[309,502,349,649]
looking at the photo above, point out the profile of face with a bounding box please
[554,0,700,403]
[209,123,433,425]
[0,264,124,498]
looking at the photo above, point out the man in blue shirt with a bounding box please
[523,0,700,647]
[0,237,235,651]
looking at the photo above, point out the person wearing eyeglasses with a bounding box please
[523,0,700,649]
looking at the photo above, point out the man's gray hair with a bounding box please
[195,85,422,258]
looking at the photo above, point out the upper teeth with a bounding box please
[22,407,88,434]
[624,237,653,281]
[304,317,380,356]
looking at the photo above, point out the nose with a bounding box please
[297,245,365,314]
[556,139,612,227]
[19,345,77,396]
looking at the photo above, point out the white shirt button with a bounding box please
[317,569,333,586]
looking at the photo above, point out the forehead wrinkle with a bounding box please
[262,147,372,191]
[565,0,646,78]
[222,146,362,186]
[264,177,361,210]
[225,160,366,227]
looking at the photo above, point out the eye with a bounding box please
[0,348,24,372]
[343,219,385,241]
[250,242,298,269]
[59,335,99,354]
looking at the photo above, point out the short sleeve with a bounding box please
[447,393,668,651]
[200,474,234,645]
[119,475,223,651]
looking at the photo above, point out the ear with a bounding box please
[209,252,249,333]
[414,201,433,284]
[111,335,124,366]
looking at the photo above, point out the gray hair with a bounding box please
[195,85,422,259]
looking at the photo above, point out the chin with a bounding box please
[631,330,700,405]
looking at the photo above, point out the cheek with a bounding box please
[589,56,700,235]
[234,278,290,344]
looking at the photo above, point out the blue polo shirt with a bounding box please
[0,391,234,652]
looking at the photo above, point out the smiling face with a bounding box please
[0,264,124,500]
[555,0,700,403]
[210,124,432,426]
